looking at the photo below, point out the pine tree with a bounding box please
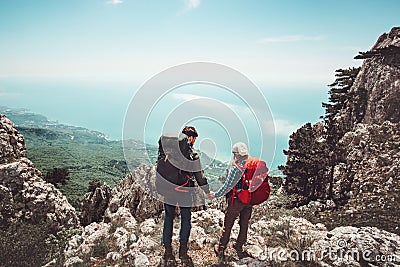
[322,68,360,124]
[279,123,329,206]
[281,67,361,206]
[322,67,360,146]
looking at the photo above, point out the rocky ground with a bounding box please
[62,161,400,267]
[63,204,400,267]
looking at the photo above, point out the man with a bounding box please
[212,142,252,262]
[157,126,212,267]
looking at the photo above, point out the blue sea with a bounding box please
[0,77,327,170]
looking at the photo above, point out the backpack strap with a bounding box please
[174,174,191,193]
[231,186,236,205]
[236,160,247,189]
[230,161,246,205]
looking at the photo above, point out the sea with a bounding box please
[0,77,327,170]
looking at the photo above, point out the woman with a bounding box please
[212,142,252,262]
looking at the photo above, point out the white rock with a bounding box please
[190,226,207,249]
[113,227,129,251]
[106,252,122,261]
[246,244,263,259]
[140,218,156,234]
[134,252,150,266]
[130,233,137,243]
[236,257,268,267]
[132,235,158,253]
[64,256,83,267]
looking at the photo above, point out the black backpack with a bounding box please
[156,133,193,195]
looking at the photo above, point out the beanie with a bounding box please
[232,142,249,156]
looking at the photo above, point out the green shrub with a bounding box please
[0,222,81,267]
[45,168,70,187]
[0,222,53,267]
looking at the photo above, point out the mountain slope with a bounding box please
[0,114,80,266]
[280,26,400,235]
[0,106,225,208]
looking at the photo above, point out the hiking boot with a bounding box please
[233,243,250,259]
[162,244,177,267]
[180,257,194,267]
[179,242,194,267]
[214,244,226,264]
[159,257,177,267]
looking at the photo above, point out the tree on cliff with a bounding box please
[281,68,361,207]
[279,123,329,206]
[322,67,361,146]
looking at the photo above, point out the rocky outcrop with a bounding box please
[0,114,79,231]
[80,181,112,226]
[79,164,163,225]
[348,27,400,125]
[333,122,400,203]
[105,164,163,222]
[281,27,400,235]
[64,207,142,267]
[64,208,400,267]
[0,114,26,163]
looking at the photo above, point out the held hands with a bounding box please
[206,192,215,200]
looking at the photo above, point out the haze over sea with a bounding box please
[0,77,327,170]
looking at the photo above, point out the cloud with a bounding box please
[184,0,201,9]
[258,35,324,44]
[108,0,123,5]
[171,93,250,114]
[0,92,22,97]
[273,119,302,137]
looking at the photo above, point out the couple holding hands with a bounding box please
[157,126,266,266]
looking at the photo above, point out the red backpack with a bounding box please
[232,158,270,205]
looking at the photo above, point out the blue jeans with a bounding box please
[162,203,192,244]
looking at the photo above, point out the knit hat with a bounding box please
[232,142,249,156]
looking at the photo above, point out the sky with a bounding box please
[0,0,399,169]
